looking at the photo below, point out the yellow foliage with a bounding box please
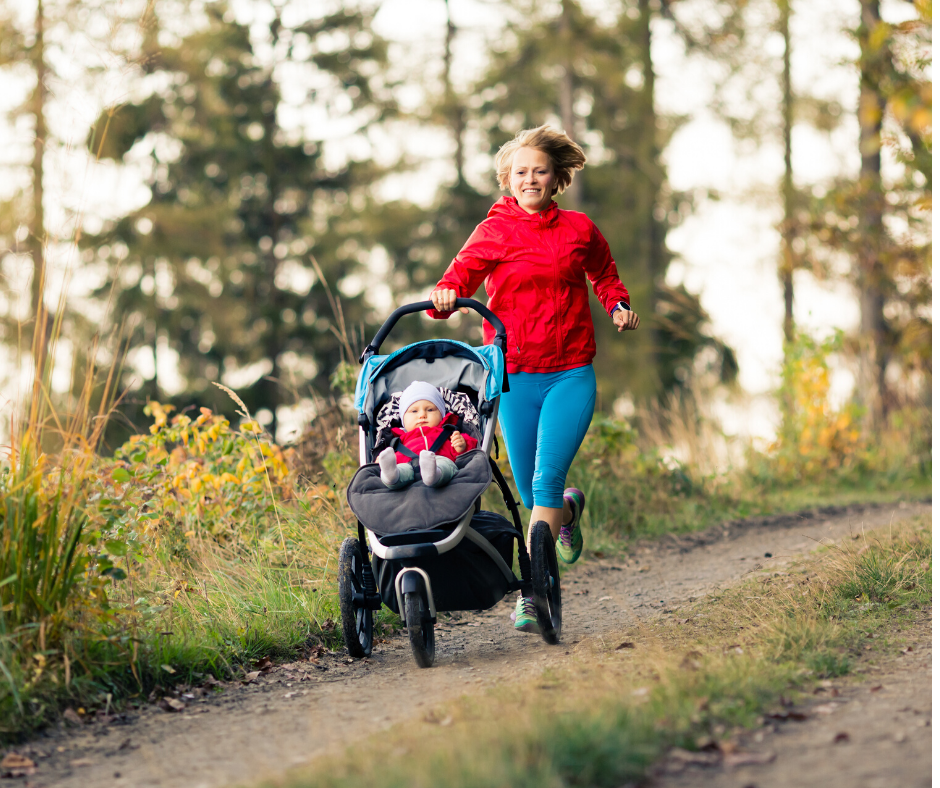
[771,334,866,480]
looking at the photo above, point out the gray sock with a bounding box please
[419,450,441,486]
[378,447,400,486]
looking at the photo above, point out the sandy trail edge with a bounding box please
[650,617,931,788]
[11,500,930,788]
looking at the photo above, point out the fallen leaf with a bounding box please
[667,748,720,767]
[717,740,738,755]
[900,646,914,654]
[615,641,635,650]
[724,751,776,767]
[870,684,883,692]
[1,753,36,777]
[598,596,612,602]
[254,656,274,673]
[765,710,807,722]
[62,708,83,726]
[637,565,650,572]
[695,735,717,750]
[833,732,850,743]
[69,758,93,768]
[161,664,176,674]
[813,702,840,716]
[117,739,137,752]
[242,671,261,684]
[283,692,298,699]
[159,697,186,712]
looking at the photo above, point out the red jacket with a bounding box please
[427,197,630,373]
[390,412,479,463]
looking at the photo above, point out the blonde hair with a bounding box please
[494,125,586,195]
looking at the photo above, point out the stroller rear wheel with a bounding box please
[530,520,562,644]
[403,589,435,668]
[338,537,374,658]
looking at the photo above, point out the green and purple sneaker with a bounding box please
[557,487,585,564]
[510,596,539,633]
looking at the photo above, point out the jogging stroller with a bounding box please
[338,299,562,668]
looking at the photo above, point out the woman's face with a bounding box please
[509,147,555,214]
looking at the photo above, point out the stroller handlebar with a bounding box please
[359,299,508,364]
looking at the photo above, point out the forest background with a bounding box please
[0,0,932,737]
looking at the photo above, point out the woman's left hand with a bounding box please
[613,308,640,332]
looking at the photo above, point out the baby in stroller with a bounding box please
[377,381,479,489]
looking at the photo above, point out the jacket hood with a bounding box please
[487,196,559,225]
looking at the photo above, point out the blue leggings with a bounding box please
[497,364,596,510]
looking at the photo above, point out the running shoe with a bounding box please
[557,487,585,564]
[510,596,539,633]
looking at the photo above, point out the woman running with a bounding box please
[429,125,639,633]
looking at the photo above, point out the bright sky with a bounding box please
[0,0,924,443]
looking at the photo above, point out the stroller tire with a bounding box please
[338,537,373,658]
[404,589,435,668]
[530,520,562,644]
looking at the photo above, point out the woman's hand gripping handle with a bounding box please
[430,289,470,314]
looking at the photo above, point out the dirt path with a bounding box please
[650,616,932,788]
[10,500,929,788]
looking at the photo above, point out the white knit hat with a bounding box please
[398,381,447,421]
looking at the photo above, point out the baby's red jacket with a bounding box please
[390,412,478,463]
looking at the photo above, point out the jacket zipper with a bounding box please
[537,211,562,361]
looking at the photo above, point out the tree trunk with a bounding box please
[442,0,465,188]
[779,0,795,345]
[149,257,161,402]
[558,0,581,207]
[30,0,48,389]
[857,0,887,423]
[637,0,659,383]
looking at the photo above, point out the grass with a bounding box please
[260,515,931,788]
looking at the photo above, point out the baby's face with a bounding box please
[402,400,443,431]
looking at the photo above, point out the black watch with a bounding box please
[616,301,631,313]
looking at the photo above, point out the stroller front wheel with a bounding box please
[338,537,374,658]
[403,589,435,668]
[531,520,562,644]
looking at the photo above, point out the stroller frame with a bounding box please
[338,299,562,667]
